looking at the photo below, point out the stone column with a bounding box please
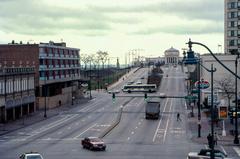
[13,107,15,120]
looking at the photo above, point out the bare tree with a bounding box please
[96,51,108,69]
[81,54,90,70]
[214,75,235,109]
[92,54,99,69]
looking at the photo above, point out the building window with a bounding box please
[229,40,236,46]
[228,2,236,9]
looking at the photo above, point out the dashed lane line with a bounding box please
[163,99,173,143]
[153,98,169,142]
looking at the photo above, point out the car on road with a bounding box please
[136,80,142,84]
[108,89,120,94]
[82,137,106,151]
[19,152,44,159]
[187,149,230,159]
[127,81,134,85]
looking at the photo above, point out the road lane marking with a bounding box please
[153,98,169,142]
[163,99,173,143]
[131,131,134,135]
[127,137,130,140]
[23,114,78,140]
[204,145,208,149]
[220,146,227,156]
[233,147,240,156]
[73,123,97,139]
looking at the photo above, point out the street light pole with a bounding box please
[44,71,47,118]
[210,64,216,159]
[234,53,239,144]
[89,60,92,99]
[187,39,240,145]
[197,60,201,138]
[71,70,74,106]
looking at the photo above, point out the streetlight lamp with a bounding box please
[186,39,240,145]
[184,42,217,159]
[183,45,201,138]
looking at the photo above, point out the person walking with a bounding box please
[207,133,213,149]
[177,113,181,121]
[214,132,218,146]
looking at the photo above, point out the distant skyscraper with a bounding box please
[224,0,239,54]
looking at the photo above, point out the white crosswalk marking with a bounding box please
[233,147,240,157]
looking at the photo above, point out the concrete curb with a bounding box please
[99,98,133,138]
[99,107,123,138]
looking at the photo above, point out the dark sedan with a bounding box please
[81,137,106,151]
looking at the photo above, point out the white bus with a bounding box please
[122,84,157,93]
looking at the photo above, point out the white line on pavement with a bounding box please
[163,99,173,143]
[220,146,227,156]
[233,147,240,157]
[23,114,78,140]
[204,145,208,149]
[73,123,97,139]
[153,98,169,142]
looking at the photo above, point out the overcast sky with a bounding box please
[0,0,224,64]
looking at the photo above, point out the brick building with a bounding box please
[0,41,81,110]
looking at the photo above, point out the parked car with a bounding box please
[81,137,106,151]
[19,152,43,159]
[187,149,230,159]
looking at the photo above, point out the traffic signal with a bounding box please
[112,93,116,103]
[144,93,147,101]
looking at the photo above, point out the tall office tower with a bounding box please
[225,0,240,54]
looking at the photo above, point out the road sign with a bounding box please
[194,79,210,89]
[219,106,228,119]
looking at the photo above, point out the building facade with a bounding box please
[0,67,35,123]
[164,47,179,65]
[224,0,240,54]
[0,41,81,110]
[200,54,240,106]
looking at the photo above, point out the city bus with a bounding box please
[122,84,157,93]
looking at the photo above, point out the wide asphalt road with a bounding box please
[0,66,238,159]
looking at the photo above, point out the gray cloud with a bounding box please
[131,22,223,35]
[0,0,136,36]
[90,0,223,22]
[0,0,223,37]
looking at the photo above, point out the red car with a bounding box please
[82,137,106,151]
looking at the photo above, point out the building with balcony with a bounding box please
[0,67,35,123]
[0,41,81,110]
[224,0,240,54]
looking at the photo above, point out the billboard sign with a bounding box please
[219,106,228,119]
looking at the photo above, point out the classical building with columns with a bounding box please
[164,47,180,65]
[0,67,35,123]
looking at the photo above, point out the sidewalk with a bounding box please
[187,106,239,146]
[0,97,89,136]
